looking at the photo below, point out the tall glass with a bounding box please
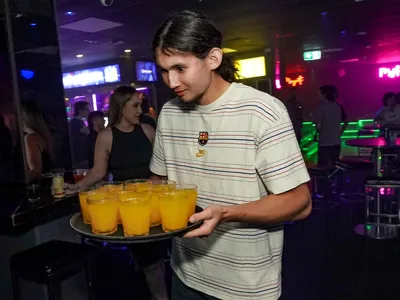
[159,189,190,232]
[73,169,88,183]
[149,180,176,227]
[87,193,119,235]
[124,179,150,192]
[78,186,97,224]
[119,193,152,236]
[98,181,124,193]
[176,184,198,219]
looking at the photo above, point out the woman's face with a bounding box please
[122,94,142,125]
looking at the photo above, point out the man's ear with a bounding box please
[207,48,223,71]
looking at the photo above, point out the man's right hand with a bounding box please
[64,183,79,195]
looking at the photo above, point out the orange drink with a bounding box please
[176,184,198,219]
[78,186,97,224]
[100,181,124,193]
[149,180,176,227]
[159,189,190,232]
[87,193,119,235]
[124,179,150,192]
[119,193,151,236]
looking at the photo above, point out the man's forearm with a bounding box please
[220,183,311,224]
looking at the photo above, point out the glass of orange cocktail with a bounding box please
[176,184,198,219]
[98,181,124,193]
[159,189,191,232]
[119,193,152,236]
[148,180,176,227]
[78,186,97,224]
[124,179,150,192]
[87,193,119,235]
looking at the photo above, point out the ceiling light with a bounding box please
[30,23,36,27]
[124,49,131,53]
[222,48,237,54]
[66,11,75,16]
[76,54,84,58]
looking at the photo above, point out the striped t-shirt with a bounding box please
[150,82,310,300]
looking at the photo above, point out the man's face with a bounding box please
[156,49,212,104]
[82,105,90,118]
[92,116,105,131]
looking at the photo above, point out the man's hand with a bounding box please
[64,183,79,195]
[184,205,224,238]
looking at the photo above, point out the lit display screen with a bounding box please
[136,61,157,82]
[63,64,121,89]
[235,56,266,79]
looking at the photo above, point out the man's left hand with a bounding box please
[184,205,224,238]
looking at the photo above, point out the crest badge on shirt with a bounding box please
[196,131,209,157]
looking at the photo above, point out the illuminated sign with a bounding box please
[303,51,321,61]
[285,75,305,87]
[62,64,121,89]
[235,56,266,79]
[379,65,400,79]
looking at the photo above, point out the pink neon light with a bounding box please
[379,65,400,78]
[275,79,282,89]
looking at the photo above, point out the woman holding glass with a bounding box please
[65,86,169,300]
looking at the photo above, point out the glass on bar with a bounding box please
[176,184,198,219]
[124,179,151,192]
[87,193,119,235]
[119,193,152,236]
[78,186,97,224]
[97,181,124,193]
[73,169,89,183]
[159,189,191,232]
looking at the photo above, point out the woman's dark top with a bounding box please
[85,131,98,168]
[108,126,153,181]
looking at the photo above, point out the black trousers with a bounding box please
[318,145,341,166]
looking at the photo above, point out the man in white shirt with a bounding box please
[375,92,400,126]
[150,11,311,300]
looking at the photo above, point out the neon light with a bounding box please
[92,94,97,111]
[275,46,281,89]
[20,69,34,79]
[379,65,400,78]
[285,75,305,87]
[275,79,282,89]
[135,87,148,91]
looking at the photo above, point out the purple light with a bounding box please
[136,87,148,91]
[92,94,97,111]
[321,12,328,15]
[63,64,121,89]
[341,30,346,34]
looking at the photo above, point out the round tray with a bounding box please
[70,205,203,244]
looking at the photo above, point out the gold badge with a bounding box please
[196,131,208,157]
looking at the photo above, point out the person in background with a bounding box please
[20,101,54,181]
[374,92,400,126]
[139,94,157,129]
[151,10,311,300]
[69,101,90,167]
[64,86,168,300]
[285,87,303,144]
[85,111,105,168]
[314,85,348,166]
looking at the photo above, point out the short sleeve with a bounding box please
[149,113,167,176]
[255,106,310,195]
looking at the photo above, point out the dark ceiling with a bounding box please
[56,0,400,68]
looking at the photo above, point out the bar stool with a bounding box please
[357,179,400,245]
[10,240,94,300]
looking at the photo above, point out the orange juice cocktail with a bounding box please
[78,186,97,224]
[176,184,198,219]
[119,193,151,236]
[124,179,150,192]
[87,193,119,235]
[159,189,191,232]
[149,180,176,227]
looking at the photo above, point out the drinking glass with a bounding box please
[124,179,150,192]
[176,184,198,219]
[119,193,152,236]
[148,180,176,227]
[87,193,119,235]
[78,186,97,224]
[159,189,191,232]
[97,181,124,193]
[73,169,88,183]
